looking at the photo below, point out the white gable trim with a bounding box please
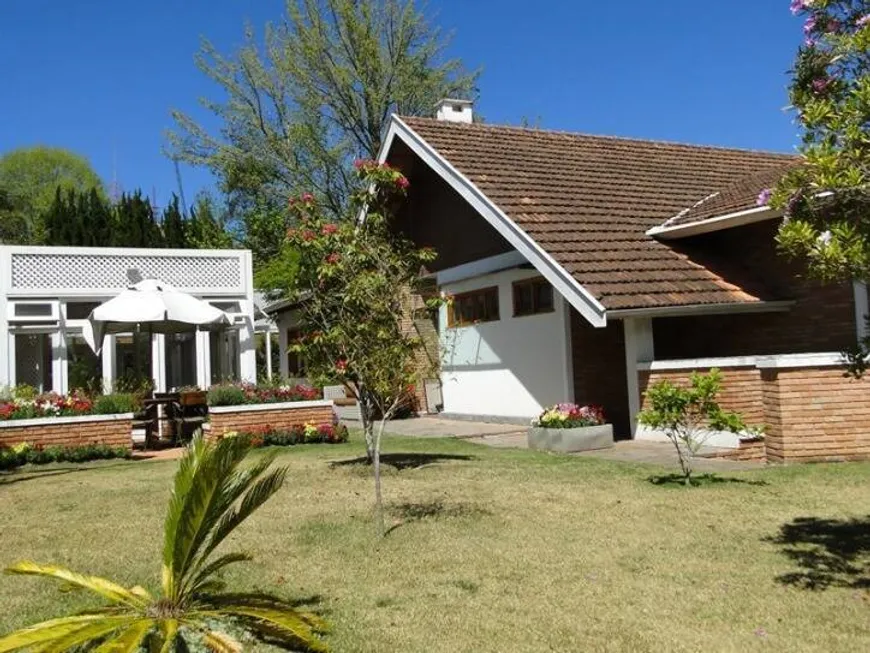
[435,251,528,286]
[647,206,781,240]
[381,116,608,328]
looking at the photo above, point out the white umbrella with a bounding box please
[83,278,232,354]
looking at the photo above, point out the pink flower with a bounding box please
[811,77,831,94]
[301,229,316,241]
[790,0,807,15]
[856,14,870,28]
[395,175,410,189]
[301,192,315,203]
[325,252,341,264]
[335,359,348,373]
[321,223,338,235]
[757,188,772,206]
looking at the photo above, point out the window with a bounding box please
[513,277,554,317]
[14,333,53,392]
[448,287,500,327]
[8,301,59,323]
[66,302,101,320]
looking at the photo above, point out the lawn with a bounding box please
[1,434,869,652]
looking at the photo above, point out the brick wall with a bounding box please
[208,402,335,439]
[762,367,870,463]
[655,222,856,359]
[570,312,631,437]
[638,367,765,426]
[0,416,132,450]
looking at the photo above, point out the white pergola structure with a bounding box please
[0,246,257,394]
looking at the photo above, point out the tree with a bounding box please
[286,161,439,535]
[0,146,103,243]
[637,370,760,486]
[168,0,478,219]
[772,2,870,373]
[187,193,235,249]
[0,435,327,652]
[161,194,187,248]
[112,191,163,248]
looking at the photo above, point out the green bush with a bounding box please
[206,384,247,407]
[92,393,141,415]
[0,443,131,470]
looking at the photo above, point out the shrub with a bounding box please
[207,382,322,407]
[92,393,141,415]
[533,403,606,429]
[231,422,349,447]
[0,442,131,470]
[637,369,761,486]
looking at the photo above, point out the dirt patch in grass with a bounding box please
[1,435,869,652]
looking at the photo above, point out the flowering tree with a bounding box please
[772,1,870,280]
[285,161,439,535]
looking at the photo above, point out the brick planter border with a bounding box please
[0,413,134,450]
[208,400,335,440]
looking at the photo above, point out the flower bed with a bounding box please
[528,403,613,453]
[206,382,321,407]
[224,422,349,447]
[0,390,141,421]
[0,442,132,471]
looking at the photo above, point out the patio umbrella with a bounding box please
[82,278,232,354]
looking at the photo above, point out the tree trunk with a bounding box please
[359,391,375,463]
[373,416,387,537]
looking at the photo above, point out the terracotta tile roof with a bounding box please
[665,161,801,227]
[400,117,796,311]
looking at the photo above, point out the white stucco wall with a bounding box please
[440,268,571,420]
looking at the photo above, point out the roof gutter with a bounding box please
[608,299,794,319]
[380,115,608,328]
[647,206,781,240]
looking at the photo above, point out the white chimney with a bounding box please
[435,98,473,124]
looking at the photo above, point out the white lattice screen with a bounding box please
[10,253,244,292]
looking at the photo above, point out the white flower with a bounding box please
[818,230,833,246]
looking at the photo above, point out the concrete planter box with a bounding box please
[527,424,614,453]
[0,413,134,450]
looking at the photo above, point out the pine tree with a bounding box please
[161,194,187,248]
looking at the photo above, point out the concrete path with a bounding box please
[380,417,764,471]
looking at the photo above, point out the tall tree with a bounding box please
[168,0,478,223]
[772,1,870,373]
[161,194,187,248]
[112,191,163,248]
[0,146,103,243]
[187,192,235,249]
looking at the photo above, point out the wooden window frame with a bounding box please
[512,277,555,317]
[448,286,500,328]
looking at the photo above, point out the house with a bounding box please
[0,245,260,393]
[271,100,870,463]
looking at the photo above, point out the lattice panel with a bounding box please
[11,253,243,292]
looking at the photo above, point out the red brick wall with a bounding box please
[209,403,335,439]
[638,367,765,426]
[654,222,856,359]
[0,417,132,450]
[762,367,870,463]
[570,312,631,437]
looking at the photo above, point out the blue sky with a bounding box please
[0,0,803,208]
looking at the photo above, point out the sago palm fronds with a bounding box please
[0,435,327,652]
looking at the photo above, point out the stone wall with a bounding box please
[0,414,133,450]
[208,401,335,440]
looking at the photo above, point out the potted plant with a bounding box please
[527,403,613,453]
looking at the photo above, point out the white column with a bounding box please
[853,281,868,344]
[560,297,575,401]
[7,332,16,387]
[152,333,167,392]
[52,330,67,394]
[239,320,257,383]
[195,330,211,389]
[0,248,10,388]
[265,329,273,380]
[623,317,655,438]
[102,335,116,393]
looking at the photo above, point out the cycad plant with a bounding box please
[0,435,327,652]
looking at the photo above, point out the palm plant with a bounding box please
[0,435,327,652]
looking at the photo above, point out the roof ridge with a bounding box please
[399,115,799,159]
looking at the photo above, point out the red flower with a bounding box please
[286,228,297,239]
[335,359,348,373]
[321,224,338,235]
[325,253,341,265]
[301,229,316,241]
[301,192,315,203]
[395,175,410,189]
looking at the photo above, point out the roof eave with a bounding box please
[647,205,781,240]
[608,299,794,319]
[380,115,609,328]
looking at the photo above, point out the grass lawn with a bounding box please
[1,433,869,652]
